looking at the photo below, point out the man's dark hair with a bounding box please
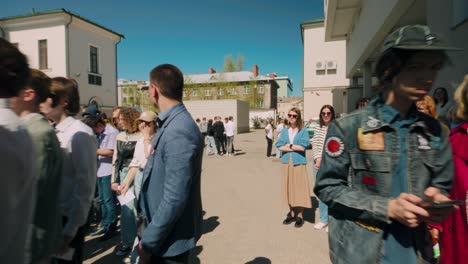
[50,77,81,116]
[82,115,106,128]
[149,64,184,101]
[229,116,233,121]
[28,69,51,106]
[375,48,448,86]
[0,38,31,98]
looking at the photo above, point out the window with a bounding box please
[257,100,264,108]
[89,46,99,74]
[38,39,48,69]
[257,85,264,94]
[316,69,325,75]
[218,89,224,96]
[243,86,250,94]
[192,90,198,97]
[229,88,236,95]
[88,45,101,85]
[327,69,337,75]
[205,89,211,96]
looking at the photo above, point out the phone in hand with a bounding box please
[419,200,464,209]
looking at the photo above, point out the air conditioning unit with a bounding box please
[315,61,326,70]
[327,61,337,70]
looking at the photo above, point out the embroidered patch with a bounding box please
[366,116,380,128]
[357,128,385,151]
[417,135,431,150]
[362,175,377,186]
[325,137,344,157]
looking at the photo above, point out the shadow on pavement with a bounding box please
[189,245,203,264]
[245,257,272,264]
[202,216,220,234]
[303,196,319,224]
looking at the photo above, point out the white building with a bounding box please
[324,0,468,101]
[0,9,124,112]
[301,18,351,120]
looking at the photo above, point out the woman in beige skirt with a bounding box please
[275,107,311,227]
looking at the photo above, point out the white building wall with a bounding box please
[303,22,349,118]
[303,23,349,89]
[68,23,118,108]
[7,25,67,77]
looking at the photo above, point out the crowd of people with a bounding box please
[1,23,468,264]
[196,116,236,157]
[1,37,202,264]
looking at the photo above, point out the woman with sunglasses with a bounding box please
[276,107,311,228]
[312,105,336,231]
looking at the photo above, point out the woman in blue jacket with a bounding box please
[276,107,311,228]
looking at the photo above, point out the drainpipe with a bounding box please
[65,12,73,77]
[115,37,122,106]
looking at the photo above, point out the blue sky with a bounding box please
[2,0,324,96]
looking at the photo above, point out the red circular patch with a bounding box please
[327,139,340,153]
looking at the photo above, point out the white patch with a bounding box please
[366,116,380,128]
[417,135,431,150]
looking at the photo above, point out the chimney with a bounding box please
[209,67,216,74]
[268,73,277,78]
[253,64,259,77]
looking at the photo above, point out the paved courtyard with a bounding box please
[84,129,330,264]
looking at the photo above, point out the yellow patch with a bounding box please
[356,221,381,233]
[357,128,384,151]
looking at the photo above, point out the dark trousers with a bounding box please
[55,217,85,264]
[266,136,273,157]
[201,132,207,147]
[214,135,225,154]
[151,250,191,264]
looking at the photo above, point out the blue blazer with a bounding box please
[275,128,310,165]
[139,103,203,257]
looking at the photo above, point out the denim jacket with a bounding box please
[314,97,453,264]
[276,128,310,165]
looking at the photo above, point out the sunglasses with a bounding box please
[321,112,331,116]
[288,114,298,118]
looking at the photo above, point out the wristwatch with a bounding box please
[290,144,293,149]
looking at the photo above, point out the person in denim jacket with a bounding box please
[315,25,459,264]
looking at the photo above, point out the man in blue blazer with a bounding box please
[137,64,203,263]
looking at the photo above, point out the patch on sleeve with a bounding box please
[325,137,344,157]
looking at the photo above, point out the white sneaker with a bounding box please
[314,222,328,230]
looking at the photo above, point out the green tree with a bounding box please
[223,53,244,72]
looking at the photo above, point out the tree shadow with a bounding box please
[245,257,272,264]
[202,215,220,235]
[233,152,247,156]
[189,245,203,264]
[303,196,319,224]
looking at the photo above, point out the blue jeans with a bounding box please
[97,175,116,229]
[206,136,217,156]
[119,167,137,248]
[313,166,328,224]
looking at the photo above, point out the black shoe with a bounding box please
[90,228,106,236]
[115,245,132,256]
[295,217,304,228]
[283,213,295,225]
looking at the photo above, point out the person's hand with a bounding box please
[141,123,153,139]
[314,158,321,170]
[56,235,73,256]
[120,181,129,195]
[138,241,152,264]
[111,183,120,194]
[387,193,429,227]
[420,187,456,224]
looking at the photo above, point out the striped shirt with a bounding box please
[312,125,329,161]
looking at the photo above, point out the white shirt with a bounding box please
[225,120,235,137]
[97,124,119,177]
[129,137,152,169]
[276,123,284,134]
[288,127,298,144]
[55,116,97,237]
[0,99,35,264]
[265,123,273,139]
